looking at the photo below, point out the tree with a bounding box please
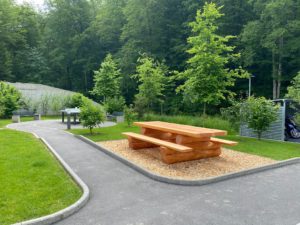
[178,3,248,115]
[124,104,137,127]
[43,0,92,91]
[241,0,300,99]
[241,97,278,139]
[286,72,300,102]
[80,102,105,134]
[91,54,121,102]
[134,56,167,112]
[0,82,22,118]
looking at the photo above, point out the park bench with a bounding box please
[123,121,238,164]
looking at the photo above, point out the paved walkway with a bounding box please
[8,121,300,225]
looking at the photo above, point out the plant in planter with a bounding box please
[80,102,105,134]
[241,97,278,139]
[104,96,125,115]
[124,105,137,127]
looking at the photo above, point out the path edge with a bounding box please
[77,135,300,186]
[13,133,90,225]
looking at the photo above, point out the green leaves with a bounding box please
[91,54,121,101]
[286,71,300,103]
[241,97,278,139]
[178,3,248,112]
[134,55,167,111]
[80,101,105,134]
[0,82,22,118]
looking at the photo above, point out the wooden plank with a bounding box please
[160,147,221,164]
[123,132,193,152]
[176,135,210,144]
[134,121,227,138]
[210,137,238,146]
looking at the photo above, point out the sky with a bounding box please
[15,0,45,10]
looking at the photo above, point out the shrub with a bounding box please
[220,101,242,130]
[80,102,105,134]
[69,93,90,108]
[295,113,300,126]
[286,71,300,102]
[104,96,125,114]
[124,105,137,127]
[134,95,148,119]
[0,82,22,118]
[241,97,278,139]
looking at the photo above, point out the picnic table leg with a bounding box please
[127,136,157,150]
[158,135,222,164]
[67,114,71,130]
[141,128,176,141]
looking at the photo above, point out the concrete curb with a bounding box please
[12,133,90,225]
[77,135,300,186]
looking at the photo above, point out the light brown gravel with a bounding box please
[98,139,276,180]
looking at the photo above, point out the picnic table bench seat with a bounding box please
[123,132,193,152]
[210,137,237,146]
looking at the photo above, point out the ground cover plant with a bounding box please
[0,129,82,225]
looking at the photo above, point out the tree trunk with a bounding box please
[203,103,207,116]
[272,50,277,100]
[277,36,284,99]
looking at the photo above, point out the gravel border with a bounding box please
[12,133,90,225]
[77,135,300,186]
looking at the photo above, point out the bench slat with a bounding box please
[210,137,238,146]
[123,132,193,152]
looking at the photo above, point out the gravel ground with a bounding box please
[98,139,276,180]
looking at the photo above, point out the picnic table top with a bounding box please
[60,108,81,114]
[134,121,227,138]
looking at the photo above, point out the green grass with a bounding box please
[0,115,61,128]
[70,120,300,161]
[0,129,82,225]
[70,122,140,142]
[223,135,300,160]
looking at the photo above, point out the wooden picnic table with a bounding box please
[123,121,237,164]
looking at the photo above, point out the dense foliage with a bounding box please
[0,82,21,118]
[1,0,299,114]
[241,97,278,139]
[80,101,105,134]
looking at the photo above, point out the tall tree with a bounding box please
[91,54,121,102]
[241,0,300,99]
[43,0,92,91]
[134,55,167,112]
[178,3,248,115]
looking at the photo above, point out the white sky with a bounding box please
[15,0,45,10]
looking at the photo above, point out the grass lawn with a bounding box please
[0,115,61,128]
[70,122,300,161]
[0,129,82,225]
[70,122,140,142]
[224,135,300,160]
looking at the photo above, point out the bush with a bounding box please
[80,102,105,134]
[134,95,148,119]
[295,113,300,126]
[0,82,22,118]
[241,97,278,139]
[104,96,125,114]
[220,101,242,130]
[68,93,90,108]
[124,105,137,127]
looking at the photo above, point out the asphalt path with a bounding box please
[8,121,300,225]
